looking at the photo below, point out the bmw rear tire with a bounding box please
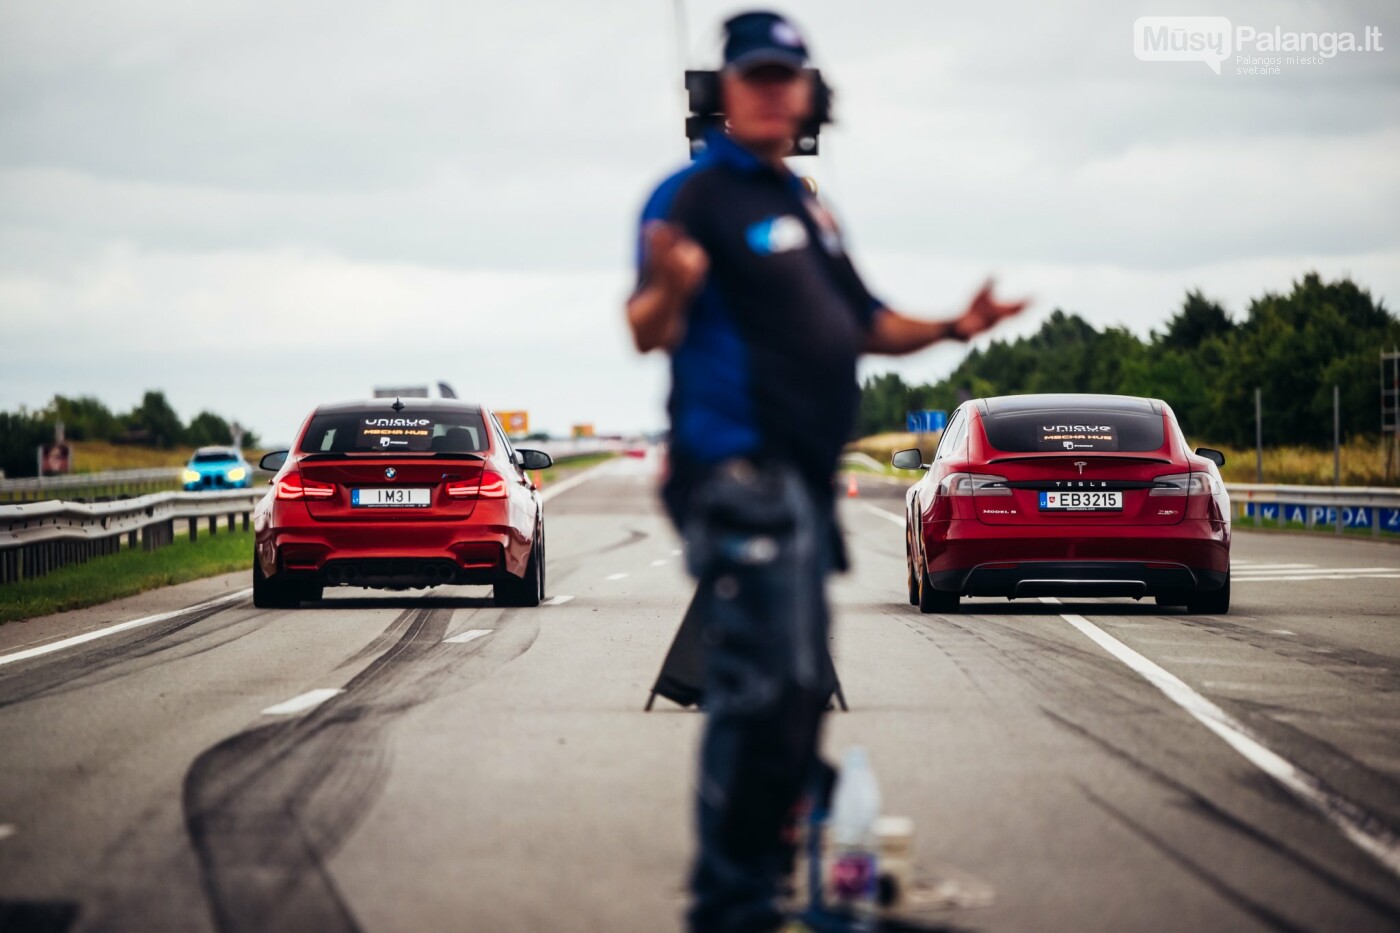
[495,535,544,608]
[253,560,297,609]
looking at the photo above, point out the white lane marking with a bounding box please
[650,559,668,567]
[0,825,14,841]
[671,548,683,556]
[1272,630,1296,636]
[445,628,493,645]
[605,573,629,581]
[261,688,344,716]
[1040,597,1400,879]
[1234,567,1391,576]
[538,460,615,504]
[1229,564,1316,572]
[1236,574,1400,583]
[543,595,575,606]
[857,502,905,526]
[0,588,253,668]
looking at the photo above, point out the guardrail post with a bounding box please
[208,515,217,536]
[1375,508,1382,538]
[127,530,137,549]
[242,512,250,532]
[188,518,198,542]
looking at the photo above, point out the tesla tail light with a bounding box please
[276,473,336,500]
[937,472,1012,497]
[1150,472,1220,496]
[446,470,508,499]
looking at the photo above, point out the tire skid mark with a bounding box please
[0,600,252,711]
[1079,785,1312,933]
[1046,709,1400,924]
[182,603,540,933]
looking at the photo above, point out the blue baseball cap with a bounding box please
[722,11,809,74]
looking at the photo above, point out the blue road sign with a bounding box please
[906,410,948,433]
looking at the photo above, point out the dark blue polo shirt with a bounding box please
[636,131,885,521]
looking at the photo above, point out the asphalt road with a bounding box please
[1,456,1398,932]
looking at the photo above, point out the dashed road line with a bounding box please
[261,688,344,716]
[857,502,905,526]
[1042,596,1400,879]
[0,825,15,841]
[650,559,668,567]
[0,588,253,668]
[605,573,629,581]
[444,629,493,645]
[543,595,575,606]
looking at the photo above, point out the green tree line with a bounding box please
[0,391,260,478]
[858,273,1398,447]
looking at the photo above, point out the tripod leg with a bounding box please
[645,689,657,712]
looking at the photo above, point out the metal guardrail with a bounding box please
[0,441,636,584]
[0,467,185,503]
[1226,483,1400,536]
[0,489,263,584]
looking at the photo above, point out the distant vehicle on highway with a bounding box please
[182,447,252,491]
[893,393,1231,614]
[252,399,551,609]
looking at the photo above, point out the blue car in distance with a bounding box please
[183,446,252,491]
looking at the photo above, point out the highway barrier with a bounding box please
[1228,483,1400,536]
[0,467,185,504]
[0,439,637,584]
[0,490,262,584]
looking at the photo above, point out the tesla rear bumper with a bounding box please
[922,518,1229,598]
[928,560,1228,599]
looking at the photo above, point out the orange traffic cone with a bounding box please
[846,473,859,498]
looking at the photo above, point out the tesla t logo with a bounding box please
[1074,461,1087,474]
[385,467,397,480]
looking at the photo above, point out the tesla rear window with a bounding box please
[981,410,1165,452]
[300,411,489,453]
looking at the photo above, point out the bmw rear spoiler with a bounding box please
[299,451,487,462]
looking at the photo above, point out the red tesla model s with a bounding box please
[893,394,1231,614]
[252,399,551,609]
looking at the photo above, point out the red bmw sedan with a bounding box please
[893,394,1231,614]
[252,399,551,609]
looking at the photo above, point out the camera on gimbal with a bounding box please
[684,69,833,159]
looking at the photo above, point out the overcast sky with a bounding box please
[2,0,1397,444]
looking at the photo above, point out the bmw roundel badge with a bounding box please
[385,467,397,480]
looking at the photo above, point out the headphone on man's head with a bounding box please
[682,12,834,159]
[684,68,833,159]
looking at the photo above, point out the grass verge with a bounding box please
[535,452,618,485]
[0,529,253,624]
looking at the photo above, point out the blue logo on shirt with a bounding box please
[745,215,809,256]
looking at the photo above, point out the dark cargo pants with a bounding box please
[683,461,834,933]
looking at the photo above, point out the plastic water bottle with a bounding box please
[829,747,881,924]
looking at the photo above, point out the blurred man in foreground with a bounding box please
[626,11,1027,930]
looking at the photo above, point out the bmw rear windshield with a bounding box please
[981,409,1165,453]
[299,410,490,454]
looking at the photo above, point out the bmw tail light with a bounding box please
[937,472,1012,497]
[446,470,508,499]
[1150,473,1219,496]
[276,473,336,500]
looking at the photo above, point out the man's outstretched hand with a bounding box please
[864,279,1031,356]
[951,279,1030,341]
